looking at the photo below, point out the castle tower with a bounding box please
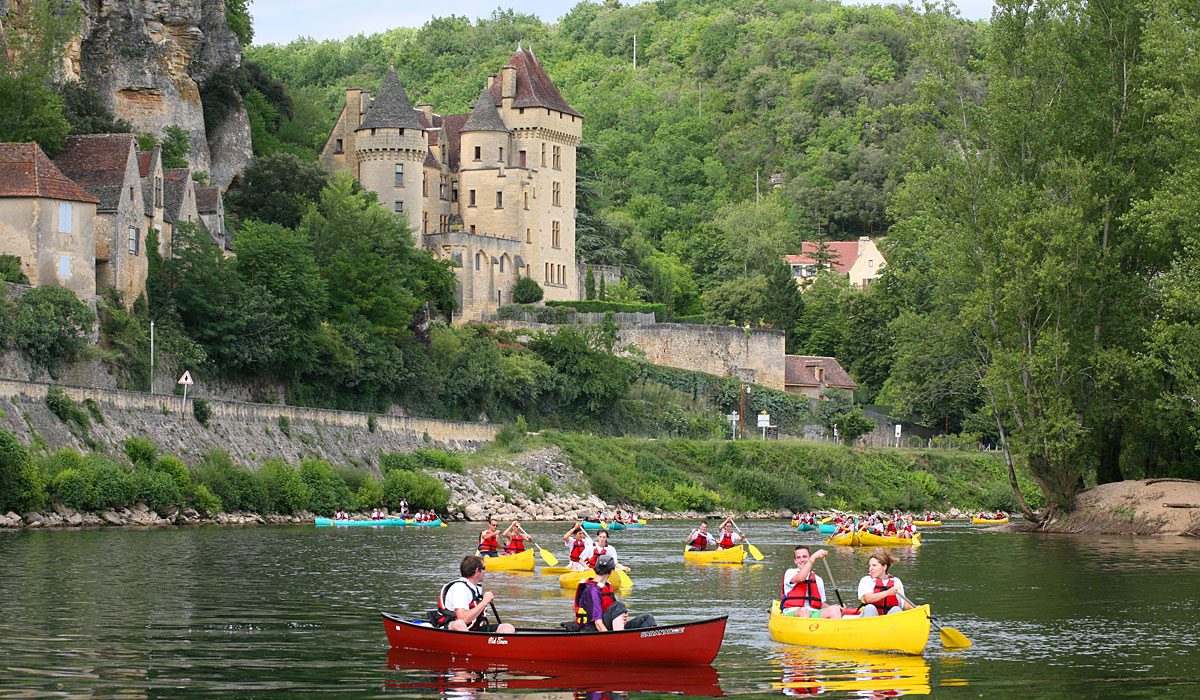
[353,67,427,232]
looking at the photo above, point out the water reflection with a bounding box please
[773,647,933,697]
[385,649,724,697]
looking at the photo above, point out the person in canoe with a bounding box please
[564,522,592,571]
[585,529,630,572]
[780,546,844,619]
[502,521,529,554]
[433,555,517,633]
[478,519,501,557]
[685,522,718,551]
[573,554,656,632]
[856,549,915,617]
[716,518,745,549]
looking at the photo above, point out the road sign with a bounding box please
[178,371,193,385]
[757,413,771,427]
[726,413,739,423]
[894,424,902,438]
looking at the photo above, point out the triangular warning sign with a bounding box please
[178,371,194,385]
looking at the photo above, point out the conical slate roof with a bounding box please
[356,67,423,131]
[461,89,509,133]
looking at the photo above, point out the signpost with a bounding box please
[894,423,902,448]
[178,371,193,421]
[726,413,739,440]
[757,411,771,440]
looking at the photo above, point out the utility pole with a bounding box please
[739,381,744,440]
[149,320,155,394]
[756,170,760,205]
[633,35,637,69]
[698,81,702,116]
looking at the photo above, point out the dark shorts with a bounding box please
[601,601,657,630]
[479,550,498,557]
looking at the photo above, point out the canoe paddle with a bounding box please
[730,521,764,561]
[517,525,559,567]
[488,600,503,625]
[820,557,849,609]
[896,591,972,648]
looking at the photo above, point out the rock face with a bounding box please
[70,0,251,188]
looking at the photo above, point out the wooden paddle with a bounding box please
[517,525,559,566]
[896,591,972,648]
[730,521,764,561]
[820,557,848,609]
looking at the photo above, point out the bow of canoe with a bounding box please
[683,545,745,564]
[381,612,728,666]
[913,520,941,527]
[558,567,631,589]
[857,532,921,547]
[972,517,1010,524]
[767,601,931,656]
[824,531,859,547]
[481,549,536,571]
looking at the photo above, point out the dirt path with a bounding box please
[1006,479,1200,536]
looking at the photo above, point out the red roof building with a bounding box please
[784,355,858,400]
[784,236,886,289]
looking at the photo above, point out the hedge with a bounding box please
[545,300,667,318]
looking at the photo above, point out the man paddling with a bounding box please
[478,519,501,557]
[573,554,656,632]
[564,522,591,571]
[780,546,844,619]
[433,555,517,633]
[685,522,717,551]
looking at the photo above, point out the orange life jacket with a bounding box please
[868,577,899,615]
[782,572,822,609]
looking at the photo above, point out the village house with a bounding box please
[0,143,99,302]
[319,46,582,321]
[136,146,167,257]
[52,134,148,307]
[195,185,228,250]
[783,355,859,401]
[784,236,886,289]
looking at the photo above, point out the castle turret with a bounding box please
[459,89,514,235]
[353,66,427,233]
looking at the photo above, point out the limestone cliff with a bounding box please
[67,0,251,189]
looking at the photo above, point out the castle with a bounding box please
[319,47,582,321]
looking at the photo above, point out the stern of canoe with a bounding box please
[482,549,536,571]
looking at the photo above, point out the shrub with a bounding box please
[382,469,449,511]
[355,476,384,510]
[93,461,134,509]
[38,447,86,478]
[190,483,222,514]
[123,436,158,468]
[298,458,352,516]
[495,416,528,448]
[83,398,105,424]
[193,398,212,426]
[277,416,291,437]
[46,386,90,432]
[671,482,720,512]
[536,474,553,494]
[191,449,266,512]
[512,276,544,304]
[14,286,95,376]
[51,467,97,511]
[152,456,191,490]
[259,458,311,514]
[0,429,45,512]
[545,299,668,319]
[410,449,464,473]
[379,452,417,473]
[367,413,378,432]
[130,469,181,513]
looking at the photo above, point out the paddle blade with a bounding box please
[939,626,972,648]
[748,543,764,561]
[637,519,647,524]
[615,568,633,589]
[819,517,832,524]
[538,546,559,567]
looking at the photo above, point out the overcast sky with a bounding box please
[251,0,997,46]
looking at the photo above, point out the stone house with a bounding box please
[0,143,99,302]
[163,167,203,243]
[319,46,582,321]
[137,147,167,256]
[195,185,228,250]
[783,355,858,401]
[784,236,887,289]
[52,134,148,307]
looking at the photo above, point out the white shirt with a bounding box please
[857,575,905,604]
[783,568,826,608]
[688,530,718,547]
[442,578,482,613]
[585,537,619,566]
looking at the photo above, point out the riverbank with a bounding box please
[999,478,1200,537]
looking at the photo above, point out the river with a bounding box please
[2,519,1198,698]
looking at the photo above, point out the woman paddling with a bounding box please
[856,548,915,617]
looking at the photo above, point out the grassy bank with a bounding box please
[525,432,1044,514]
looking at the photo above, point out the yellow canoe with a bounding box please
[913,520,942,527]
[480,549,535,571]
[768,600,932,655]
[558,568,631,590]
[683,545,745,564]
[858,532,922,547]
[972,517,1009,524]
[824,531,860,547]
[540,566,573,576]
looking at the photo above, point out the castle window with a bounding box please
[544,263,549,282]
[500,256,505,273]
[869,259,874,267]
[541,144,546,166]
[523,192,528,209]
[394,200,403,214]
[470,225,476,233]
[552,182,561,206]
[552,221,561,248]
[526,228,531,243]
[440,175,448,199]
[58,202,72,233]
[371,129,376,136]
[473,146,481,161]
[519,150,526,167]
[423,211,429,233]
[422,172,428,196]
[58,254,70,278]
[495,191,503,209]
[469,189,476,207]
[475,252,481,270]
[129,186,134,202]
[335,139,344,154]
[395,163,403,187]
[128,227,139,255]
[519,108,524,115]
[498,147,504,162]
[452,185,458,202]
[553,145,561,170]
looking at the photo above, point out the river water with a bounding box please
[2,519,1198,698]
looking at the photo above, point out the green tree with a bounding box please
[0,429,44,513]
[585,265,596,300]
[0,255,29,284]
[226,153,329,228]
[702,275,770,325]
[225,0,254,46]
[55,80,132,135]
[512,276,544,304]
[0,75,70,155]
[14,286,94,376]
[761,260,805,353]
[713,197,798,277]
[161,126,191,168]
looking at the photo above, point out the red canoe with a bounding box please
[386,648,725,696]
[381,612,728,666]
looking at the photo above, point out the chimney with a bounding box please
[417,103,434,122]
[501,64,517,103]
[487,73,498,89]
[858,235,871,255]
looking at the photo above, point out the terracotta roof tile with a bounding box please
[487,48,581,118]
[194,185,220,214]
[442,113,469,171]
[53,134,135,185]
[0,143,100,203]
[784,355,857,389]
[424,151,440,168]
[163,168,190,219]
[783,241,863,275]
[137,151,153,177]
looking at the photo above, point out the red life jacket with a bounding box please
[505,536,526,554]
[587,545,607,569]
[574,578,615,629]
[689,532,710,550]
[886,522,897,534]
[781,572,823,609]
[479,530,499,553]
[719,531,736,549]
[569,538,587,563]
[868,577,899,615]
[433,579,486,629]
